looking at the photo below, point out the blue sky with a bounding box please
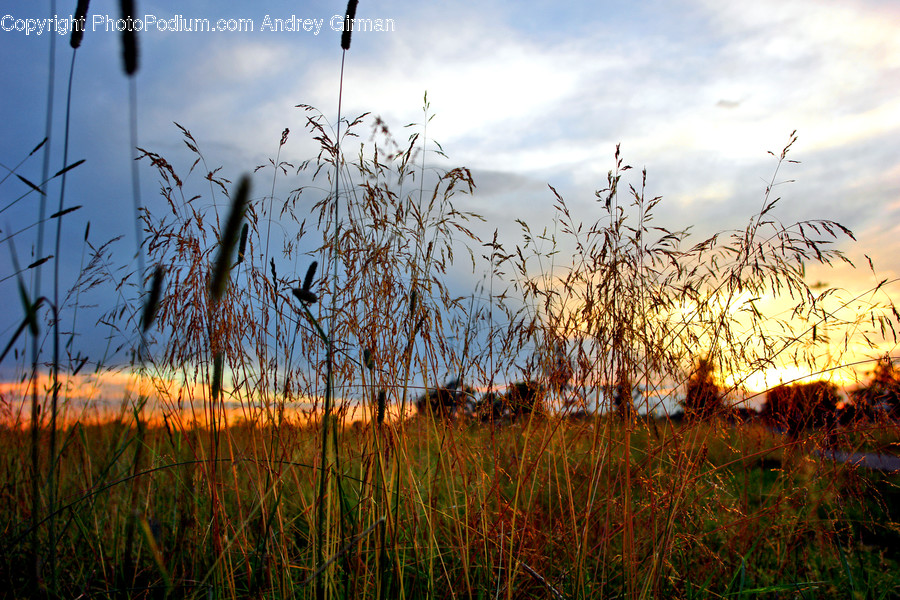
[2,0,900,386]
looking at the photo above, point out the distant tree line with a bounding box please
[415,379,546,423]
[414,356,900,430]
[677,354,900,433]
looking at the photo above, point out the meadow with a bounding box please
[2,412,900,599]
[3,1,900,598]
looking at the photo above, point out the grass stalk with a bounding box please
[26,0,59,592]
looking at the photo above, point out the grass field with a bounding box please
[3,413,900,598]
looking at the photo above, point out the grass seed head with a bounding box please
[302,260,318,292]
[292,261,318,305]
[237,223,248,264]
[341,0,359,50]
[211,351,224,401]
[292,287,317,305]
[376,388,386,425]
[142,265,164,332]
[71,0,90,49]
[208,175,250,303]
[119,0,138,75]
[17,278,39,337]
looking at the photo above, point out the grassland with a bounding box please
[3,412,900,598]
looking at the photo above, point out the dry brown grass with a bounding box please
[5,94,900,598]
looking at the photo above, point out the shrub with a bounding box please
[762,380,840,437]
[415,378,474,419]
[473,390,505,422]
[682,357,723,422]
[612,373,636,419]
[851,355,900,418]
[504,380,545,418]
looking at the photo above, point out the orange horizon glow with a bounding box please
[0,368,422,429]
[0,350,890,429]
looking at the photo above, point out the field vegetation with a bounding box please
[2,1,900,598]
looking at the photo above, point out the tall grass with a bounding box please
[5,102,899,597]
[3,3,900,599]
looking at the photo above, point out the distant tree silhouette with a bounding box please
[612,372,635,420]
[505,380,545,419]
[851,356,900,418]
[470,381,545,423]
[545,341,573,393]
[762,380,840,437]
[415,378,473,420]
[474,391,505,422]
[682,357,723,421]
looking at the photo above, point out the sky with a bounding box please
[2,0,900,400]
